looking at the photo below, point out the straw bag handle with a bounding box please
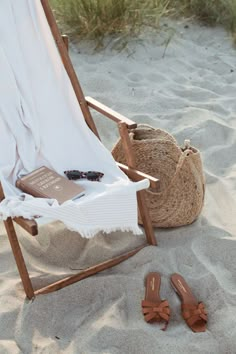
[132,124,156,131]
[127,125,193,194]
[149,140,193,195]
[169,150,191,185]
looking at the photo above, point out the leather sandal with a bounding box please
[171,273,207,333]
[142,272,170,331]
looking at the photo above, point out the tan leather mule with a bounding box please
[142,272,170,330]
[171,273,207,333]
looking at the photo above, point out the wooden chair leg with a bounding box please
[118,122,157,246]
[3,210,148,298]
[3,217,148,298]
[4,218,34,299]
[137,191,157,245]
[34,244,146,296]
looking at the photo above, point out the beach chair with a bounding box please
[0,0,159,300]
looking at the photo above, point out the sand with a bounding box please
[1,20,236,353]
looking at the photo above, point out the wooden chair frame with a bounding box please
[0,0,160,300]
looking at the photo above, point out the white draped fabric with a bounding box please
[0,0,149,238]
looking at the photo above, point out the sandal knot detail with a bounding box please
[182,302,207,328]
[142,300,170,328]
[171,273,208,333]
[142,273,170,331]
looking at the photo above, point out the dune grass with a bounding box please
[49,0,171,39]
[50,0,236,45]
[177,0,236,32]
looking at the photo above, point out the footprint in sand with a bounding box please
[127,72,143,83]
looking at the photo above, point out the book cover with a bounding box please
[16,166,85,205]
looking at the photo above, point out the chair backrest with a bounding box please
[41,0,99,138]
[0,0,156,248]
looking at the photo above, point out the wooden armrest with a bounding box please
[117,162,160,191]
[85,96,137,129]
[1,183,38,236]
[13,217,38,236]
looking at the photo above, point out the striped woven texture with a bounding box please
[112,125,205,227]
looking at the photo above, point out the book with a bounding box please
[16,166,85,204]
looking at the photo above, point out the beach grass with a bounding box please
[177,0,236,32]
[50,0,236,44]
[50,0,171,39]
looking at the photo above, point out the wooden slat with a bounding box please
[136,192,157,245]
[1,182,35,297]
[86,96,137,129]
[34,244,146,295]
[117,162,160,191]
[41,0,100,139]
[13,217,38,236]
[118,122,157,246]
[118,123,136,168]
[4,218,35,299]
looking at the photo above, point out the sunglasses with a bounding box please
[64,170,104,182]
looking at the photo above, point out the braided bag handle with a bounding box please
[147,140,194,196]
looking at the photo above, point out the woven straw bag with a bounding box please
[112,124,205,228]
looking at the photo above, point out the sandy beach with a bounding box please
[1,20,236,353]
